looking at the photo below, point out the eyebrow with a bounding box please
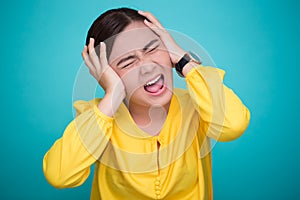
[116,39,159,67]
[142,39,159,51]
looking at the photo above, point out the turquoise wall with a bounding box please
[1,0,299,199]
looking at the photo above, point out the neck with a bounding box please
[126,101,171,136]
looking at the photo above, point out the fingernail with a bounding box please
[138,10,143,13]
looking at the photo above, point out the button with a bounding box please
[155,180,160,185]
[157,195,161,199]
[155,190,160,195]
[156,176,160,181]
[155,185,160,189]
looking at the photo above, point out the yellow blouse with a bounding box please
[43,65,250,200]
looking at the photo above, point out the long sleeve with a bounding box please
[43,98,113,188]
[185,65,250,142]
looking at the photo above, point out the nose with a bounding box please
[140,63,155,75]
[137,51,155,75]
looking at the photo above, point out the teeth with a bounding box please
[145,75,161,86]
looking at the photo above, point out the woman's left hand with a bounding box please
[138,10,186,64]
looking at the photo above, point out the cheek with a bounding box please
[109,66,140,94]
[152,50,172,66]
[119,68,142,94]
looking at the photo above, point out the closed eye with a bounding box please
[122,61,134,69]
[146,44,159,53]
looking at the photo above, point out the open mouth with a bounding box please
[144,74,165,94]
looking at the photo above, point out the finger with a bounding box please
[87,37,95,54]
[82,46,97,74]
[143,19,165,36]
[81,46,94,68]
[88,68,97,79]
[88,38,102,75]
[82,46,98,77]
[138,10,164,29]
[99,42,109,68]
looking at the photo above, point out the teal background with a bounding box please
[1,0,299,199]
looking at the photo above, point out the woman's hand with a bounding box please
[82,38,125,95]
[81,38,125,117]
[138,10,186,64]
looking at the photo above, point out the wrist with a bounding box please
[175,52,201,77]
[105,84,126,102]
[104,79,125,96]
[97,91,124,117]
[182,60,200,77]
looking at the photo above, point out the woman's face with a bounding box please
[108,21,173,109]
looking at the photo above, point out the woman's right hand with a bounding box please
[81,38,125,117]
[82,38,125,96]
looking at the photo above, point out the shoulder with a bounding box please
[173,88,189,99]
[73,98,102,115]
[173,88,193,108]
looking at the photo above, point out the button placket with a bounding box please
[154,176,161,199]
[158,135,164,145]
[151,137,157,151]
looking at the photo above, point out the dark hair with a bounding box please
[85,7,147,57]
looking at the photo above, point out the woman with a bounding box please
[43,7,250,200]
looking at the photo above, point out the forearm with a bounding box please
[218,84,251,141]
[43,121,96,188]
[182,60,200,77]
[185,65,250,141]
[43,101,114,188]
